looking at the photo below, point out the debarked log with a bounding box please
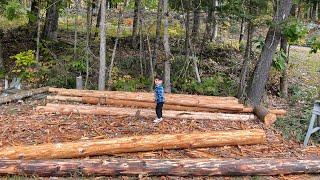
[37,103,256,121]
[0,129,265,159]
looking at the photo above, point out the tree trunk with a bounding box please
[146,33,154,88]
[0,87,49,104]
[191,0,200,41]
[74,0,80,63]
[152,0,163,72]
[39,103,255,121]
[28,0,39,26]
[35,4,41,63]
[280,36,289,98]
[0,32,3,72]
[95,3,101,37]
[185,1,191,61]
[0,129,265,159]
[132,0,141,48]
[42,0,59,40]
[239,17,245,44]
[46,95,245,113]
[311,1,319,22]
[237,21,254,100]
[85,0,93,89]
[107,2,126,90]
[247,0,292,107]
[205,1,213,39]
[163,0,171,93]
[1,158,320,177]
[211,0,218,41]
[98,0,107,90]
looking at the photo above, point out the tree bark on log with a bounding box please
[37,103,256,121]
[46,95,240,113]
[48,88,239,102]
[0,87,49,104]
[253,106,277,127]
[0,158,319,177]
[0,129,265,160]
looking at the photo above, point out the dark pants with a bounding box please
[156,102,164,119]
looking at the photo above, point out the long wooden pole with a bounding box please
[0,158,319,176]
[46,95,240,113]
[48,87,239,102]
[37,103,256,121]
[0,129,265,160]
[0,87,49,104]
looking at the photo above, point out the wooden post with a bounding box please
[76,76,83,90]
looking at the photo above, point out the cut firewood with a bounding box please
[37,103,256,121]
[0,129,265,159]
[253,106,277,127]
[0,87,49,104]
[47,95,241,113]
[0,158,319,176]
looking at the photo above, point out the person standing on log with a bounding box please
[154,76,165,123]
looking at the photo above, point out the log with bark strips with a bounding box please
[0,129,265,159]
[0,158,319,176]
[37,103,256,121]
[0,87,49,104]
[49,87,239,104]
[47,95,240,113]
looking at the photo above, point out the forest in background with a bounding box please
[0,0,319,142]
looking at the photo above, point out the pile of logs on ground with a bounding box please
[1,87,305,177]
[45,88,286,126]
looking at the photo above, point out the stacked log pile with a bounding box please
[45,88,286,126]
[0,88,300,177]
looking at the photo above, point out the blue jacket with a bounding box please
[154,84,165,103]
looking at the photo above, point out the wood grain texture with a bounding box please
[0,129,265,159]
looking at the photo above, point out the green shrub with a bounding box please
[173,73,237,96]
[276,85,319,142]
[111,75,151,92]
[10,50,38,81]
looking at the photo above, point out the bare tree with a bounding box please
[35,2,41,62]
[152,0,163,72]
[85,0,93,88]
[211,0,218,41]
[237,21,254,100]
[107,1,127,90]
[98,0,107,90]
[42,0,60,40]
[74,0,80,62]
[191,0,200,40]
[132,0,141,48]
[279,35,289,98]
[247,0,292,107]
[163,0,171,93]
